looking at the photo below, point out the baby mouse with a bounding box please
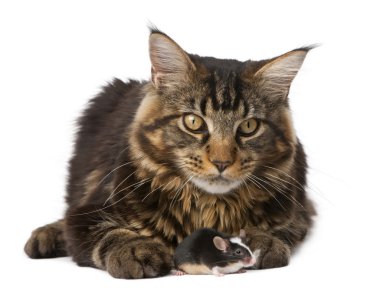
[173,228,260,276]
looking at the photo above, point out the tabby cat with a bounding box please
[24,29,315,279]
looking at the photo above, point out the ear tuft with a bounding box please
[148,23,162,35]
[251,47,314,100]
[149,31,195,88]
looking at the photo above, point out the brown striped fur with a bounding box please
[24,29,316,279]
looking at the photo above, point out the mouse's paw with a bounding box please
[175,270,186,276]
[211,267,225,277]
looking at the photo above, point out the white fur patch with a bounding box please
[230,237,254,257]
[212,263,244,275]
[230,237,261,268]
[192,177,241,194]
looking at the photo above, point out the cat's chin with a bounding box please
[191,177,241,195]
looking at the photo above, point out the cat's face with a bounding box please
[131,30,310,195]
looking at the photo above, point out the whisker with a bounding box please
[247,176,286,211]
[264,172,304,192]
[103,161,169,206]
[96,160,139,189]
[263,164,332,204]
[142,184,163,202]
[113,177,151,197]
[69,178,152,217]
[115,144,131,161]
[161,177,178,192]
[169,175,191,209]
[109,163,169,201]
[262,165,307,189]
[169,175,193,210]
[103,169,138,206]
[244,175,262,190]
[260,175,306,210]
[242,179,253,197]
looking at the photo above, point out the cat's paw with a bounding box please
[246,231,290,269]
[105,238,173,279]
[24,221,67,258]
[259,239,290,269]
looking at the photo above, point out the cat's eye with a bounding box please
[183,114,207,133]
[237,118,260,137]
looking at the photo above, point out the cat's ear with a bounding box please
[149,30,196,88]
[246,47,314,100]
[239,229,246,240]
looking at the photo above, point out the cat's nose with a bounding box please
[211,160,232,173]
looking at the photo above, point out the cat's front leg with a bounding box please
[65,205,173,279]
[24,219,67,258]
[245,228,290,269]
[101,235,173,279]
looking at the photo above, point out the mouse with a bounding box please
[173,228,260,276]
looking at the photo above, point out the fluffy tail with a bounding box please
[24,219,68,258]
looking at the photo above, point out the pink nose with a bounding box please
[244,257,256,266]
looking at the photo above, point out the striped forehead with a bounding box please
[230,237,254,257]
[198,70,249,117]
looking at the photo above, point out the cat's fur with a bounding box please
[24,29,316,279]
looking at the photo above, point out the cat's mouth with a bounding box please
[191,176,241,194]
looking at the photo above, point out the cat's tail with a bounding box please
[24,219,68,258]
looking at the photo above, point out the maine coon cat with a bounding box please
[24,29,315,279]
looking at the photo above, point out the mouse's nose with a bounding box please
[211,160,232,173]
[244,257,256,266]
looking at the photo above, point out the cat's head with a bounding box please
[130,29,312,195]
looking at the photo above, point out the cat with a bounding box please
[24,28,316,279]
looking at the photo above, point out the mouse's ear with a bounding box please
[213,236,229,252]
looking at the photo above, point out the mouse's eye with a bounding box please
[235,249,242,255]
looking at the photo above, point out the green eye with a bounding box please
[183,114,206,133]
[237,118,259,137]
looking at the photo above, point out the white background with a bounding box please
[1,0,379,290]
